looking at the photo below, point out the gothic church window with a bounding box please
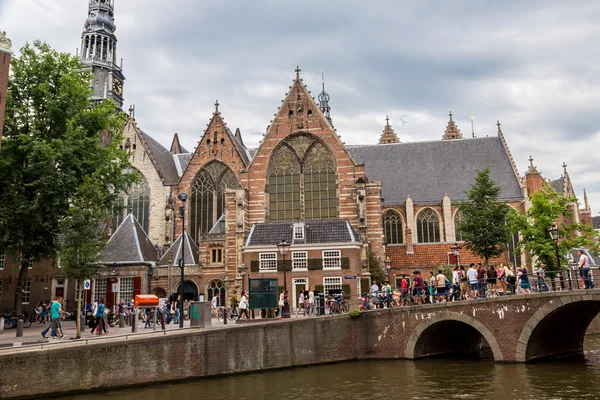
[112,173,150,234]
[268,133,337,222]
[416,208,440,243]
[383,210,403,244]
[190,161,241,242]
[454,211,465,242]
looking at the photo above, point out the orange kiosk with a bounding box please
[133,295,159,332]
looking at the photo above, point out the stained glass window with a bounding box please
[112,172,150,234]
[268,133,337,221]
[416,208,440,243]
[190,162,241,242]
[454,211,465,242]
[383,211,403,244]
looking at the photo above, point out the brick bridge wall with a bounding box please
[2,291,600,399]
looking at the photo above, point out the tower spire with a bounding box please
[318,69,332,126]
[442,111,464,140]
[80,0,125,108]
[378,116,400,144]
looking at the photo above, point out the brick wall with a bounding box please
[2,292,599,399]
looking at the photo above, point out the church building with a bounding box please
[0,0,595,313]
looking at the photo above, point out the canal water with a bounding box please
[61,335,600,400]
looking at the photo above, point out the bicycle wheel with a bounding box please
[23,319,32,328]
[341,302,350,313]
[217,308,224,319]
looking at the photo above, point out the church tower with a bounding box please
[79,0,125,108]
[0,31,12,151]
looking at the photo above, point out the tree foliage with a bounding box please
[508,190,599,271]
[456,168,511,265]
[0,41,135,312]
[368,249,387,284]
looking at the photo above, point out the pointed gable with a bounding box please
[159,231,200,266]
[442,111,464,140]
[378,116,400,144]
[248,67,358,170]
[170,133,188,154]
[98,214,159,264]
[178,102,249,182]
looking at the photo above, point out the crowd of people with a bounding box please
[362,259,595,309]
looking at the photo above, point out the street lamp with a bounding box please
[277,239,291,318]
[548,223,570,290]
[450,243,462,270]
[178,192,188,328]
[385,257,392,282]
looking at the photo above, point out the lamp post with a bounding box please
[277,239,291,318]
[450,243,462,270]
[178,192,187,328]
[548,223,570,290]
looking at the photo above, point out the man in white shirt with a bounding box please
[467,264,478,299]
[578,250,595,289]
[211,295,221,321]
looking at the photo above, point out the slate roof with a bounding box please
[159,231,200,266]
[245,219,359,247]
[592,216,600,230]
[173,153,193,177]
[98,214,159,265]
[347,136,524,205]
[138,129,181,185]
[571,248,600,267]
[550,177,565,193]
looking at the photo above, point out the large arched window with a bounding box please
[383,210,403,244]
[190,162,240,242]
[112,173,150,234]
[416,208,440,243]
[207,280,226,307]
[454,211,465,242]
[268,133,337,221]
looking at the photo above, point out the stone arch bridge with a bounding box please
[362,290,600,362]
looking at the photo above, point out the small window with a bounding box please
[211,248,223,264]
[259,252,277,272]
[119,277,134,302]
[220,138,225,145]
[207,139,211,145]
[293,223,305,240]
[322,250,341,270]
[292,251,308,271]
[0,254,4,270]
[308,109,313,116]
[288,110,294,118]
[28,258,33,269]
[22,280,31,304]
[323,277,342,295]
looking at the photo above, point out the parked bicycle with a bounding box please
[217,305,240,320]
[3,313,32,329]
[328,292,350,314]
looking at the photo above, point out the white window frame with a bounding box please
[292,251,308,271]
[22,280,32,305]
[95,279,107,302]
[259,252,278,272]
[323,277,342,295]
[119,277,134,302]
[28,258,33,270]
[322,250,341,270]
[293,223,305,240]
[0,253,4,270]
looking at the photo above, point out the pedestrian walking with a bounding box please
[307,287,315,315]
[92,298,108,335]
[412,271,424,305]
[436,270,447,302]
[41,297,61,338]
[211,294,221,321]
[459,266,468,300]
[505,264,516,294]
[517,267,531,294]
[184,299,190,320]
[400,277,409,306]
[476,264,486,297]
[295,291,306,316]
[428,272,436,303]
[487,266,498,296]
[173,295,181,325]
[497,264,507,294]
[537,263,549,292]
[238,290,250,320]
[578,250,595,289]
[467,264,478,299]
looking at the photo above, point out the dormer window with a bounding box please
[293,223,305,241]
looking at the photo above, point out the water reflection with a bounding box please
[60,335,600,400]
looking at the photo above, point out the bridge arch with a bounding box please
[516,293,600,362]
[405,311,504,361]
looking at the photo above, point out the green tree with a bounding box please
[508,190,599,272]
[456,168,511,266]
[0,41,135,313]
[368,249,387,284]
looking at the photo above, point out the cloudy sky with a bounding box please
[2,0,599,211]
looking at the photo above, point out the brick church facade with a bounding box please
[0,3,596,313]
